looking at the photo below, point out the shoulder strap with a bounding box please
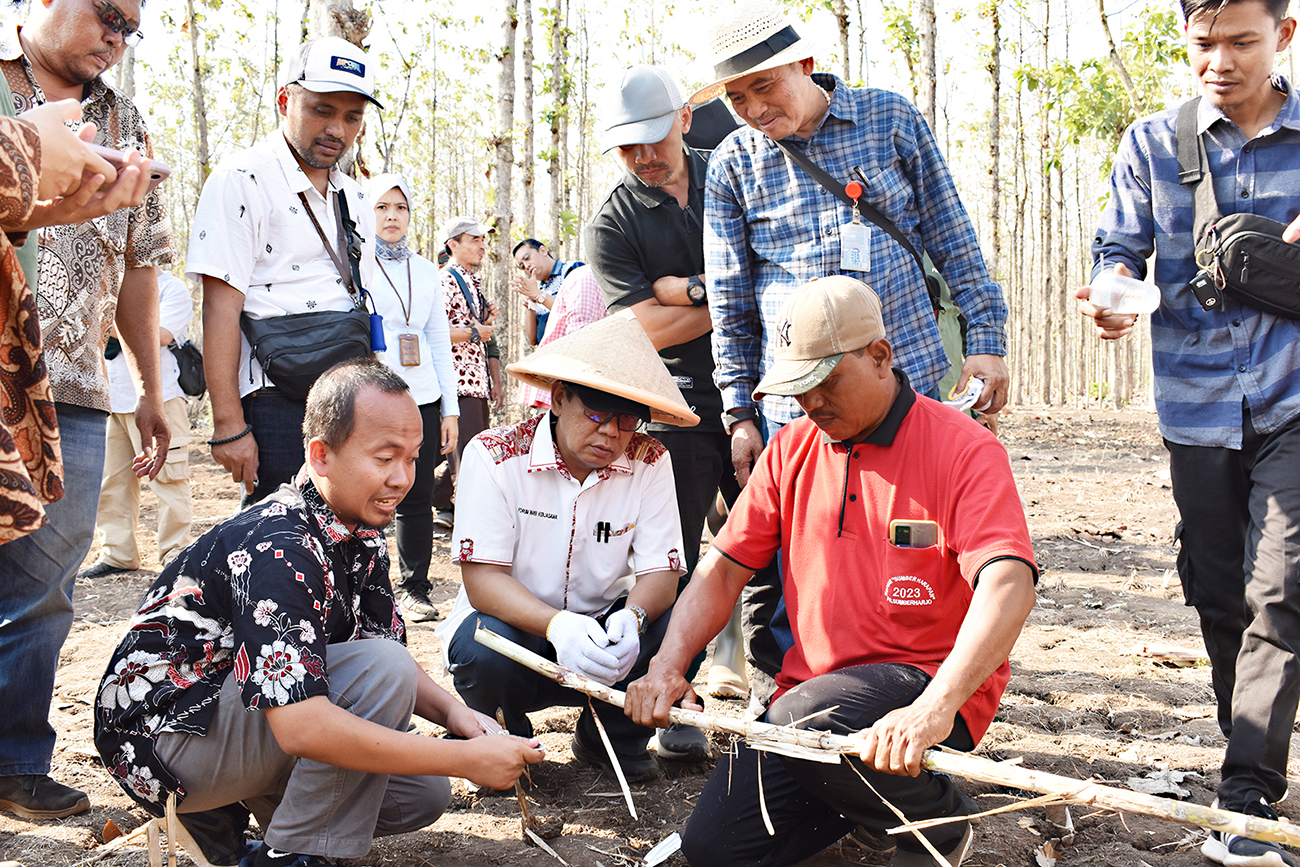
[334,190,366,295]
[1174,96,1226,241]
[1176,98,1204,184]
[444,265,483,322]
[298,191,363,308]
[773,138,939,310]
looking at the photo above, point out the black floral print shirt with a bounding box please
[93,471,403,815]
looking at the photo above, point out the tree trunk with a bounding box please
[1038,0,1052,405]
[548,1,565,251]
[833,0,850,80]
[986,0,1000,281]
[521,0,536,238]
[186,0,210,192]
[492,0,519,404]
[1096,0,1139,117]
[306,0,371,42]
[111,45,135,99]
[916,0,937,131]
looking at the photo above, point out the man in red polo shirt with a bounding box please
[627,276,1037,867]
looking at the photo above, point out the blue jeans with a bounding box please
[241,389,307,507]
[0,404,107,774]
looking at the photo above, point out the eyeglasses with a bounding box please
[92,0,144,46]
[578,406,643,432]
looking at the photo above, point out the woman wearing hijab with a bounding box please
[369,173,459,622]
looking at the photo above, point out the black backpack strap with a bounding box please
[1176,98,1204,185]
[774,138,940,311]
[334,190,366,295]
[1174,96,1225,247]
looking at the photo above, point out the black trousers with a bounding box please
[431,395,491,513]
[1166,408,1300,809]
[655,428,785,685]
[393,401,447,594]
[682,663,975,867]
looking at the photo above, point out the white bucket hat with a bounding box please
[690,0,823,104]
[506,310,700,427]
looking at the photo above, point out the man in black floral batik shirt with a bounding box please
[94,360,542,867]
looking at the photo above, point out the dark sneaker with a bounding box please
[77,559,133,580]
[893,821,973,867]
[173,803,257,866]
[240,846,334,867]
[652,723,710,760]
[396,590,441,622]
[1202,830,1298,866]
[842,826,896,865]
[570,734,658,783]
[0,774,90,819]
[433,510,454,529]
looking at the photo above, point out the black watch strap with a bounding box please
[723,407,759,434]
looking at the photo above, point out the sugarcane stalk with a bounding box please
[474,624,1300,847]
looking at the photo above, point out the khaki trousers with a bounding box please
[155,640,451,859]
[95,396,193,568]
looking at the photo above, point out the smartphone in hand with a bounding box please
[87,143,171,192]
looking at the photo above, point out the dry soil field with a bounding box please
[3,404,1294,867]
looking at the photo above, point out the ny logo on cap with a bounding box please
[330,56,365,77]
[777,318,792,349]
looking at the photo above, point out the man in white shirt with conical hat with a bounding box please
[440,311,695,784]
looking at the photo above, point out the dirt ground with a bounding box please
[4,404,1296,867]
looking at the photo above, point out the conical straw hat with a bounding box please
[506,310,700,427]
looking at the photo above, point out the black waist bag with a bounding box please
[1197,213,1300,318]
[1178,98,1300,318]
[168,339,206,397]
[241,309,371,401]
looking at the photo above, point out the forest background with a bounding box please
[8,0,1300,413]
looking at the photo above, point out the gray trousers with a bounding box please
[157,639,451,859]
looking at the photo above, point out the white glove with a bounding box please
[603,609,641,683]
[547,610,620,684]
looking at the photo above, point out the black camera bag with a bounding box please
[1178,98,1300,318]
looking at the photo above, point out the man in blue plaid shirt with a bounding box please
[1080,1,1300,864]
[692,0,1009,485]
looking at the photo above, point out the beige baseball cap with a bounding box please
[753,276,886,400]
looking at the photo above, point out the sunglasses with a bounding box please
[92,0,144,46]
[581,407,643,433]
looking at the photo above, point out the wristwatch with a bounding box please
[627,604,649,637]
[686,275,708,306]
[469,326,482,344]
[723,407,759,434]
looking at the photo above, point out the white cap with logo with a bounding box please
[282,37,383,109]
[753,276,887,400]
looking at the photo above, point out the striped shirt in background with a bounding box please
[704,73,1006,425]
[1092,79,1300,448]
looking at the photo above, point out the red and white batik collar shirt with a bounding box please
[438,413,684,656]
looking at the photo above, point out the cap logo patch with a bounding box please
[777,318,791,349]
[330,56,365,77]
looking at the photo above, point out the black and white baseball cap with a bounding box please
[283,37,383,108]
